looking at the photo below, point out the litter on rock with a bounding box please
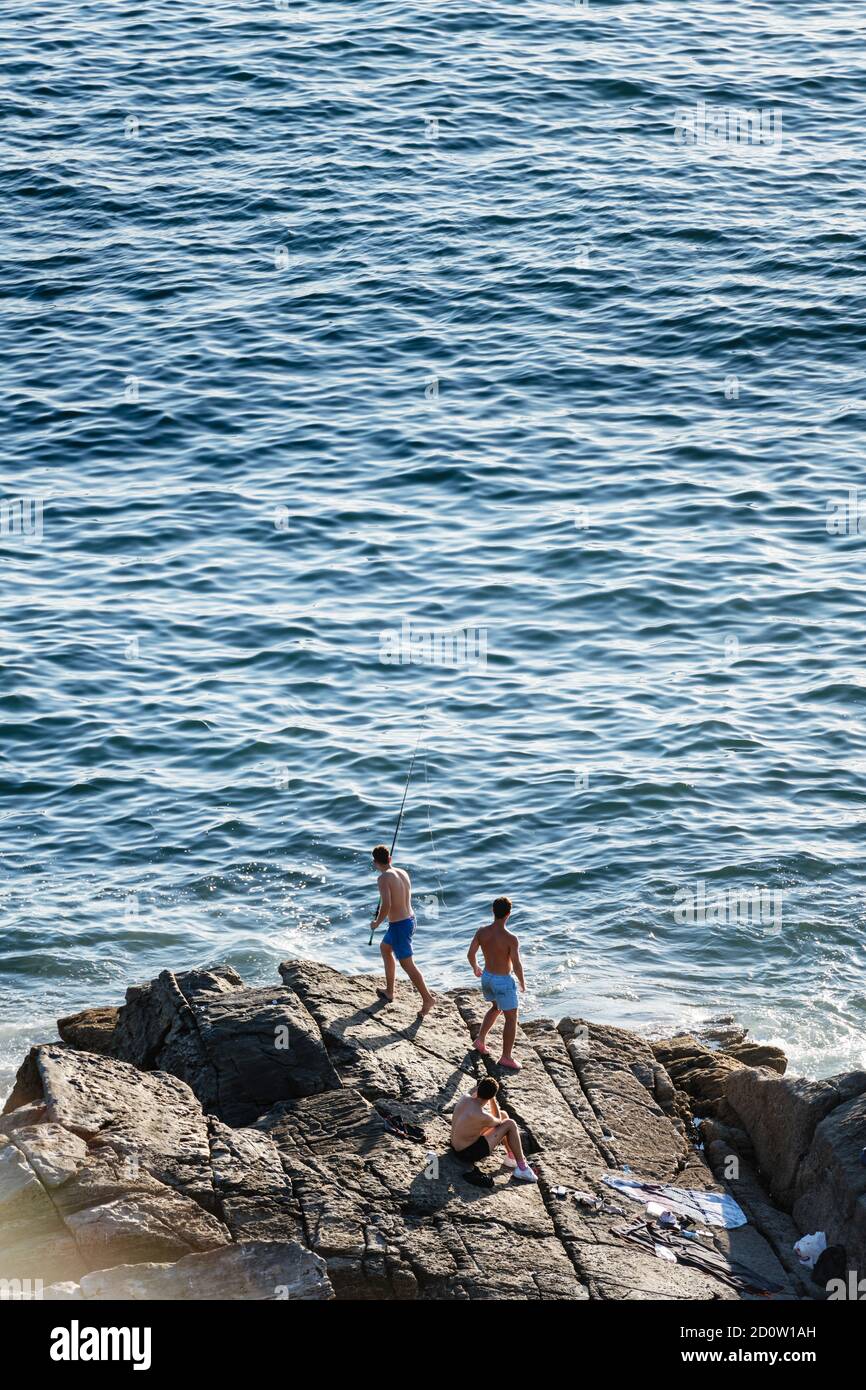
[603,1174,748,1229]
[614,1220,786,1297]
[654,1243,678,1263]
[793,1231,827,1268]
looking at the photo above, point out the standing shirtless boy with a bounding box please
[370,844,436,1017]
[467,895,525,1071]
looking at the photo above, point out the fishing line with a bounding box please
[423,747,447,918]
[368,711,429,946]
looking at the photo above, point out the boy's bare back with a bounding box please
[477,921,517,975]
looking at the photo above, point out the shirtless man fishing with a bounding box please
[370,845,436,1017]
[450,1076,537,1182]
[467,895,525,1070]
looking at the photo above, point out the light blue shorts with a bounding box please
[481,969,519,1012]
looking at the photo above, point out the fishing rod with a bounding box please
[368,718,427,946]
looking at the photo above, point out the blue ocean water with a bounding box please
[2,0,865,1097]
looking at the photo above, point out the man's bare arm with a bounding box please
[371,874,391,929]
[467,930,482,977]
[511,937,526,991]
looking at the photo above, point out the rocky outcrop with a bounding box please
[0,1116,229,1285]
[255,1084,583,1300]
[724,1043,787,1074]
[0,958,827,1301]
[10,1045,216,1207]
[555,1018,691,1177]
[701,1123,814,1298]
[0,1038,327,1298]
[718,1066,866,1280]
[47,1240,331,1301]
[110,965,342,1125]
[57,1007,119,1056]
[652,1036,744,1112]
[724,1068,866,1208]
[793,1093,866,1269]
[1,1046,232,1284]
[651,1034,787,1119]
[1,1132,89,1285]
[279,958,477,1121]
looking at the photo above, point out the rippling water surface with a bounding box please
[2,0,865,1095]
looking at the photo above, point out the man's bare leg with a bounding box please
[399,955,436,1016]
[476,1004,499,1053]
[500,1008,518,1063]
[499,1108,516,1161]
[378,941,396,1001]
[487,1118,527,1168]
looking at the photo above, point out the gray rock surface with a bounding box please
[703,1133,814,1298]
[254,1084,586,1300]
[279,958,479,1120]
[2,1048,44,1114]
[0,1046,233,1286]
[1,958,815,1301]
[792,1092,866,1272]
[652,1035,748,1115]
[42,1281,84,1299]
[725,1067,866,1208]
[0,1101,47,1136]
[0,1118,228,1285]
[112,965,341,1125]
[76,1240,332,1301]
[724,1043,787,1074]
[0,1134,87,1283]
[57,1007,119,1056]
[208,1117,305,1244]
[558,1018,690,1178]
[113,965,247,1068]
[13,1044,215,1208]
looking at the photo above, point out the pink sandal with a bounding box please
[474,1038,489,1055]
[498,1056,521,1072]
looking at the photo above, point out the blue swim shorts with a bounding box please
[481,969,519,1012]
[382,916,415,960]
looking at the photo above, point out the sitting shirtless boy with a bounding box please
[450,1076,537,1182]
[467,895,525,1070]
